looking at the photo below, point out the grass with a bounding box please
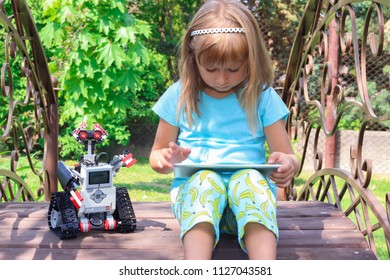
[0,153,43,201]
[110,157,172,202]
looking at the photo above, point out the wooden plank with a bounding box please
[277,201,344,217]
[0,201,175,219]
[213,232,376,260]
[278,216,357,230]
[276,247,377,260]
[0,215,356,233]
[213,246,377,260]
[0,201,377,260]
[279,229,370,247]
[0,217,179,231]
[215,229,371,249]
[0,243,376,260]
[0,229,182,250]
[277,201,338,209]
[0,201,344,218]
[0,228,367,249]
[0,247,185,260]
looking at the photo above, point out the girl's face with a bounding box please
[197,59,247,98]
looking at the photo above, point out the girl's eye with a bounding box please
[205,68,216,72]
[228,69,239,73]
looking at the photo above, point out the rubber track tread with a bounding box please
[48,192,79,239]
[113,187,137,233]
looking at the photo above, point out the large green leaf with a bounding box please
[39,22,54,47]
[115,27,136,45]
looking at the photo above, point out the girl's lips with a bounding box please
[212,86,232,93]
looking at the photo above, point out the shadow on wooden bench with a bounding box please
[0,201,376,260]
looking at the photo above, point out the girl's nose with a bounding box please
[216,71,228,86]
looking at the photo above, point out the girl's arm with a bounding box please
[264,119,300,189]
[149,118,191,174]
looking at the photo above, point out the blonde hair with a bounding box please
[178,0,274,132]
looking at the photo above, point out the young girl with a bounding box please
[149,0,299,260]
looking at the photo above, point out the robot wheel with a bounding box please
[48,192,79,239]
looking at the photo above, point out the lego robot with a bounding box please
[48,122,137,239]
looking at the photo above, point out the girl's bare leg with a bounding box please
[243,223,277,260]
[183,222,214,260]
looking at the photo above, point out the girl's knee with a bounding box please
[176,170,227,232]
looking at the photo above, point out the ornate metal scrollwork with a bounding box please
[0,0,57,202]
[282,0,390,258]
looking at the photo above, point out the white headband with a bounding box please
[190,28,245,37]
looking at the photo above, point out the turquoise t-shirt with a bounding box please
[152,81,289,190]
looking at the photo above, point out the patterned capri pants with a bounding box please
[171,169,278,252]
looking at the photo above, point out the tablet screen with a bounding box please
[173,163,281,178]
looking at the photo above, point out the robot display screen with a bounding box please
[89,170,110,185]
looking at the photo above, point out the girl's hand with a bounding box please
[157,142,191,170]
[268,152,296,188]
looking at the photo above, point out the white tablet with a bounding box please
[173,163,281,178]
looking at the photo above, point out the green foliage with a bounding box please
[28,0,172,157]
[342,80,390,130]
[40,0,150,116]
[254,0,305,72]
[128,0,203,80]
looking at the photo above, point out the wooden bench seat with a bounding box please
[0,201,376,260]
